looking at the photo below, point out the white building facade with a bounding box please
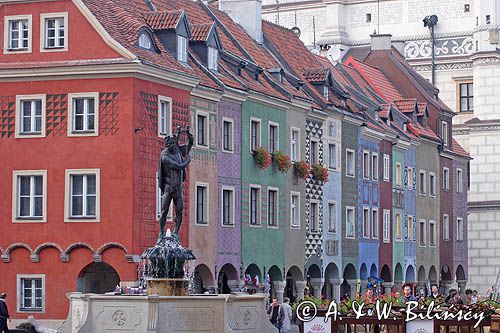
[263,0,500,294]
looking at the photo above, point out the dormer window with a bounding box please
[323,86,329,100]
[208,46,218,71]
[441,121,449,146]
[138,32,152,49]
[177,35,187,62]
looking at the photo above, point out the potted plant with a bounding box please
[273,150,292,173]
[253,146,272,170]
[311,163,329,182]
[294,160,310,180]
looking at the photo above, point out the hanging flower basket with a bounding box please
[311,163,329,182]
[294,160,310,180]
[253,146,272,169]
[273,150,292,173]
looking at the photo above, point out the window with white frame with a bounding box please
[18,275,44,312]
[310,201,318,233]
[222,187,234,226]
[13,171,46,222]
[328,143,337,169]
[419,170,427,195]
[456,217,464,241]
[65,169,100,222]
[290,192,300,229]
[196,112,208,147]
[419,219,426,246]
[323,86,329,100]
[267,188,278,227]
[346,206,355,239]
[362,151,370,179]
[372,208,379,239]
[156,172,172,221]
[429,220,436,246]
[395,162,402,187]
[177,35,187,62]
[68,93,98,136]
[362,207,370,238]
[443,214,450,240]
[196,183,209,225]
[290,128,299,162]
[207,46,218,71]
[249,186,260,226]
[407,167,414,189]
[346,149,355,177]
[383,154,390,181]
[443,167,450,190]
[310,140,318,164]
[328,201,336,233]
[383,210,390,243]
[372,153,379,181]
[395,212,402,241]
[16,95,46,138]
[4,15,32,52]
[328,121,337,138]
[429,172,436,197]
[222,118,234,152]
[268,122,279,154]
[456,168,463,193]
[41,14,67,50]
[158,96,172,137]
[250,118,261,151]
[408,215,414,241]
[441,121,449,146]
[138,32,152,49]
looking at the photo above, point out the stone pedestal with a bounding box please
[273,281,286,303]
[296,280,306,300]
[457,280,467,294]
[346,279,358,297]
[227,279,241,293]
[382,282,394,296]
[329,279,341,302]
[310,278,323,299]
[147,278,189,296]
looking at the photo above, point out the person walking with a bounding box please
[281,297,293,333]
[0,293,10,333]
[267,298,284,331]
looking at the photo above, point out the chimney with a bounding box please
[370,33,392,51]
[219,0,263,43]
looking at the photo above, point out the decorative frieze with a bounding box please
[405,37,473,59]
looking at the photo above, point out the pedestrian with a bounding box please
[0,293,9,333]
[430,285,440,300]
[281,297,293,333]
[364,288,375,304]
[267,298,284,331]
[401,284,417,304]
[470,290,479,304]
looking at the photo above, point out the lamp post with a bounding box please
[423,15,438,85]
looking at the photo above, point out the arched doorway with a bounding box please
[193,264,215,294]
[428,266,438,285]
[218,263,238,294]
[268,265,283,300]
[394,263,403,291]
[341,264,357,299]
[405,265,416,283]
[455,265,466,294]
[244,264,262,294]
[285,266,303,301]
[418,266,426,284]
[306,264,321,298]
[323,263,340,300]
[380,265,392,295]
[370,264,377,278]
[77,262,120,294]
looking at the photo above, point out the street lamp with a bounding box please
[423,15,438,85]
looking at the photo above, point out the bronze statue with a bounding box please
[157,126,193,242]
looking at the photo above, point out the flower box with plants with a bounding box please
[294,160,310,180]
[253,146,272,170]
[311,163,329,182]
[273,150,292,173]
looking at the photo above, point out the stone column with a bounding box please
[360,280,368,293]
[273,281,286,303]
[295,281,306,300]
[442,280,454,295]
[382,282,394,296]
[457,280,468,295]
[329,279,342,302]
[346,279,358,298]
[310,278,323,299]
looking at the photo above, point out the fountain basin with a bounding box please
[146,278,189,296]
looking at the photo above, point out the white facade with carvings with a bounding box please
[263,0,500,294]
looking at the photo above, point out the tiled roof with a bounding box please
[191,23,213,41]
[407,122,439,141]
[393,99,417,114]
[451,138,470,158]
[143,10,183,30]
[302,68,329,83]
[379,103,391,118]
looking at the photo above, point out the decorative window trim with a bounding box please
[249,117,261,153]
[12,170,47,223]
[268,121,280,154]
[408,215,415,241]
[419,170,427,196]
[372,152,379,181]
[443,167,450,191]
[419,219,427,247]
[290,191,300,229]
[157,96,172,138]
[327,141,340,171]
[362,206,370,239]
[407,166,414,190]
[456,217,464,241]
[362,150,370,180]
[327,200,337,234]
[395,162,402,187]
[395,212,403,242]
[346,148,355,178]
[372,207,379,239]
[441,121,449,147]
[309,138,319,165]
[222,117,234,153]
[383,154,390,182]
[429,219,437,247]
[15,94,46,138]
[67,92,99,137]
[383,209,390,243]
[309,199,320,234]
[64,169,100,222]
[443,214,450,241]
[40,12,68,52]
[429,172,436,197]
[267,187,279,229]
[290,127,300,162]
[195,182,209,226]
[17,274,45,313]
[456,168,463,193]
[3,14,33,54]
[195,110,209,149]
[249,184,261,227]
[221,186,235,227]
[346,206,356,239]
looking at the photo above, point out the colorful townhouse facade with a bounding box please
[0,0,470,325]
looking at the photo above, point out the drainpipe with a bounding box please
[423,15,438,85]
